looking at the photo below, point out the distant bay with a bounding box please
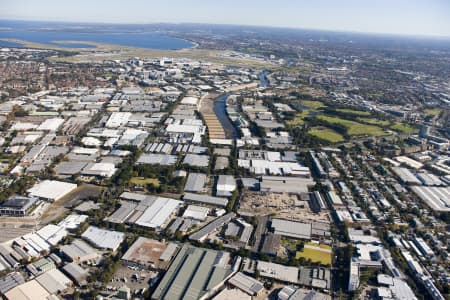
[0,26,194,50]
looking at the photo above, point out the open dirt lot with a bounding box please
[239,191,330,223]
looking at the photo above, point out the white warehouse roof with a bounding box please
[183,205,209,221]
[135,197,182,229]
[180,96,199,106]
[82,226,125,252]
[105,112,132,128]
[37,118,65,132]
[27,180,77,201]
[166,124,206,135]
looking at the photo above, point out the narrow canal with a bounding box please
[213,94,239,139]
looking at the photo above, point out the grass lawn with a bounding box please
[300,100,326,110]
[317,115,386,136]
[390,122,418,134]
[130,177,160,187]
[287,110,311,126]
[309,126,344,143]
[296,242,332,265]
[423,108,441,117]
[357,117,391,126]
[336,108,371,116]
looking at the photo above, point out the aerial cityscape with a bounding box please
[0,1,449,300]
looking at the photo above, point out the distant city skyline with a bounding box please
[1,0,450,37]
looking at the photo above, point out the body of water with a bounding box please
[0,28,194,49]
[259,70,269,88]
[213,94,239,139]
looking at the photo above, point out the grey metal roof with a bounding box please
[271,219,312,240]
[228,272,264,295]
[151,244,233,300]
[183,154,210,167]
[54,161,87,175]
[63,263,88,284]
[183,193,228,207]
[261,232,281,256]
[106,201,137,224]
[214,156,229,170]
[0,272,25,294]
[189,213,236,242]
[137,153,177,166]
[184,173,207,193]
[60,239,97,261]
[260,176,314,194]
[217,175,236,187]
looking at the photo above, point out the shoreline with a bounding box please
[0,32,197,51]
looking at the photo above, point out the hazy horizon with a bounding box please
[1,0,449,38]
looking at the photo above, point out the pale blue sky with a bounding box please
[1,0,449,37]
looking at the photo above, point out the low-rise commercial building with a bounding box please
[0,196,39,217]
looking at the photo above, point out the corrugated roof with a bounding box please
[183,193,228,207]
[152,245,233,300]
[184,173,207,193]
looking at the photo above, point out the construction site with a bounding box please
[238,191,330,224]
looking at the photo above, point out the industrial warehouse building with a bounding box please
[107,193,182,230]
[227,272,264,296]
[183,193,229,207]
[270,219,312,240]
[410,186,450,212]
[152,244,237,300]
[0,196,39,217]
[215,175,236,197]
[121,237,178,269]
[27,180,77,202]
[134,197,182,229]
[81,226,125,252]
[260,176,315,194]
[60,239,101,264]
[4,279,51,300]
[184,173,207,193]
[182,205,210,221]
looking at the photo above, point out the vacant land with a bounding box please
[296,242,332,265]
[130,177,160,187]
[309,126,344,143]
[317,115,386,136]
[390,122,418,134]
